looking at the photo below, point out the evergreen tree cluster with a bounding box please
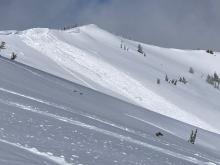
[165,74,187,86]
[137,44,146,56]
[179,76,187,84]
[206,72,220,89]
[120,41,129,51]
[206,49,214,55]
[0,41,17,60]
[0,41,6,51]
[63,24,78,30]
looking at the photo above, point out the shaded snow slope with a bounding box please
[0,56,220,164]
[1,25,220,134]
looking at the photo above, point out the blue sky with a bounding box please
[0,0,220,50]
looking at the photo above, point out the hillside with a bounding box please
[0,24,220,136]
[0,56,220,164]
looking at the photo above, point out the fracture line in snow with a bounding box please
[59,64,96,90]
[126,114,174,134]
[0,98,217,165]
[0,57,83,92]
[0,139,72,165]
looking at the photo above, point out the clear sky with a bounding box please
[0,0,220,50]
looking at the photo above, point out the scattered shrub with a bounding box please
[206,49,214,54]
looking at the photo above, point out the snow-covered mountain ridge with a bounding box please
[1,24,220,135]
[0,25,220,164]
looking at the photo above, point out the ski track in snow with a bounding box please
[126,114,174,134]
[0,85,215,158]
[0,139,72,165]
[0,92,218,165]
[0,86,212,161]
[0,87,151,141]
[19,29,219,134]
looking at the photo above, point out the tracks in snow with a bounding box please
[0,87,218,165]
[0,139,72,165]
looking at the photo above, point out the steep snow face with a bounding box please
[1,25,220,134]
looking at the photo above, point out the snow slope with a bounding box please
[1,25,220,135]
[0,56,220,165]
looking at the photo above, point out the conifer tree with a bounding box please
[137,44,144,54]
[189,67,194,74]
[0,41,6,51]
[10,52,17,60]
[165,75,169,81]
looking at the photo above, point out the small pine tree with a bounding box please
[214,72,219,81]
[182,77,187,84]
[192,129,198,144]
[188,130,194,143]
[165,75,169,82]
[10,52,17,60]
[189,67,194,74]
[157,78,160,84]
[188,129,198,144]
[206,74,211,83]
[137,44,144,54]
[0,41,6,51]
[217,79,220,89]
